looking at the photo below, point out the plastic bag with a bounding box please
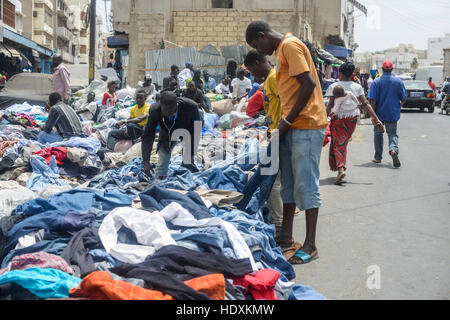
[116,87,136,101]
[218,114,231,130]
[0,181,37,218]
[229,111,253,128]
[212,99,234,116]
[203,113,219,130]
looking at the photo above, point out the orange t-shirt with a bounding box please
[275,33,328,130]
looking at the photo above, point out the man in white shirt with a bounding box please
[75,92,98,122]
[215,77,232,96]
[231,68,252,98]
[178,62,194,88]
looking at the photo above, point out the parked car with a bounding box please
[397,75,413,81]
[0,73,53,110]
[402,80,436,113]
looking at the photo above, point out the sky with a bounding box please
[96,0,112,34]
[354,0,450,53]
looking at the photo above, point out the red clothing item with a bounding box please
[232,269,280,300]
[102,91,117,107]
[329,117,358,171]
[428,81,437,93]
[33,147,68,165]
[246,90,265,118]
[323,121,332,147]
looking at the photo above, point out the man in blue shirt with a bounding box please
[368,60,407,168]
[203,71,217,93]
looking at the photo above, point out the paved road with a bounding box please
[292,109,450,300]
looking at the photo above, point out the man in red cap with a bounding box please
[368,60,407,168]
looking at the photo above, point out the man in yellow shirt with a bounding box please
[246,21,328,265]
[244,49,283,234]
[106,89,151,151]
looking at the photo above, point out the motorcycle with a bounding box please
[441,93,450,115]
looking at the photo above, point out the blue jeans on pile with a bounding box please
[139,185,211,220]
[237,141,279,214]
[38,131,63,144]
[171,226,235,258]
[374,121,399,161]
[210,207,296,281]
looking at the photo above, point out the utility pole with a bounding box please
[89,0,96,83]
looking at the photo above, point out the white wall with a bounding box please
[428,34,450,62]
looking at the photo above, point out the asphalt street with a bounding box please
[292,109,450,300]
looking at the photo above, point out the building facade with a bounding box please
[1,0,54,75]
[444,48,450,79]
[111,0,357,86]
[428,34,450,63]
[21,0,92,65]
[355,44,428,75]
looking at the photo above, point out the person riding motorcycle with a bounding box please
[441,77,450,114]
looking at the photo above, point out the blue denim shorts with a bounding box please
[279,128,326,211]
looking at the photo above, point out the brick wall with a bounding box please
[172,9,301,50]
[129,13,166,85]
[126,9,302,86]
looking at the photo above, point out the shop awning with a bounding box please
[2,44,22,57]
[3,27,53,57]
[107,34,129,48]
[324,44,352,59]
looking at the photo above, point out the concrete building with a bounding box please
[66,0,89,64]
[20,0,95,65]
[428,34,450,63]
[111,0,358,86]
[444,48,450,79]
[355,44,427,75]
[1,0,54,74]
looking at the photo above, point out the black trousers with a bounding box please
[107,123,143,151]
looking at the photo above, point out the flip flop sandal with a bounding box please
[282,242,302,261]
[288,249,319,265]
[335,172,346,185]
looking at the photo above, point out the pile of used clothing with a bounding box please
[0,80,325,301]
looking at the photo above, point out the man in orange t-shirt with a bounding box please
[246,21,328,265]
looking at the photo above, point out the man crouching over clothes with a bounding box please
[142,91,202,180]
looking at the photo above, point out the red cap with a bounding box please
[382,60,394,70]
